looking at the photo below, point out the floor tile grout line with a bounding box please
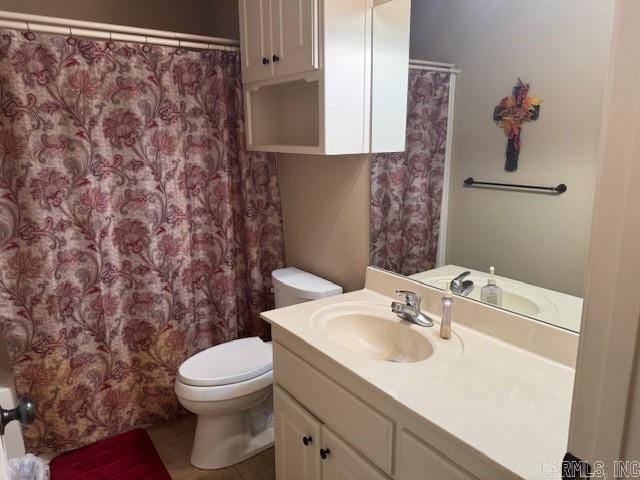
[234,465,248,480]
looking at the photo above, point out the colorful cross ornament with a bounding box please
[493,79,542,172]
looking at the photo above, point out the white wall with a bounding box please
[411,0,614,296]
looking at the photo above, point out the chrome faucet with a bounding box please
[450,271,474,296]
[391,290,434,327]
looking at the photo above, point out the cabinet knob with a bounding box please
[272,54,280,63]
[262,57,270,65]
[302,435,313,446]
[320,448,331,460]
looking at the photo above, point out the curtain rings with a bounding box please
[66,26,77,46]
[142,35,151,53]
[23,21,35,41]
[175,38,185,55]
[106,31,116,50]
[203,42,212,58]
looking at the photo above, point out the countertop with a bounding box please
[262,288,575,479]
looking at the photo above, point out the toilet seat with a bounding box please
[175,337,273,403]
[175,369,273,402]
[178,337,272,387]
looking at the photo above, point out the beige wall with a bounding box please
[410,0,614,296]
[208,0,240,40]
[0,0,238,37]
[277,154,370,292]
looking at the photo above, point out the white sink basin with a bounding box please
[310,303,462,363]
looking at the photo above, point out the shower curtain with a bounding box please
[370,70,451,276]
[0,30,284,453]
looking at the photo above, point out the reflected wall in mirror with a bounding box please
[370,0,615,332]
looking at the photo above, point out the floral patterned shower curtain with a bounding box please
[370,70,451,276]
[0,30,284,453]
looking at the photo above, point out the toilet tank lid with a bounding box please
[178,337,272,387]
[272,267,343,300]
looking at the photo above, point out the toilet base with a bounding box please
[175,371,274,470]
[190,411,274,469]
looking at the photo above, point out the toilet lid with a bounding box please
[178,337,273,387]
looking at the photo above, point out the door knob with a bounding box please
[302,435,313,446]
[272,54,280,63]
[0,397,36,435]
[262,57,270,65]
[320,448,330,459]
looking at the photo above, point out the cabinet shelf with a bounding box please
[246,79,320,149]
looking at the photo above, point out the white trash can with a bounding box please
[8,454,49,480]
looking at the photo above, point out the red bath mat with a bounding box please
[49,428,171,480]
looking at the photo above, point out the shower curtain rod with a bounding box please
[0,10,460,68]
[0,10,240,51]
[409,60,460,74]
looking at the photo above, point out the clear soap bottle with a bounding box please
[481,266,502,307]
[440,288,453,339]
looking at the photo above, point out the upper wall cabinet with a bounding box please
[238,0,411,155]
[239,0,318,83]
[238,0,272,83]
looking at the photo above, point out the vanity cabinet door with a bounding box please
[271,0,318,78]
[239,0,274,83]
[274,385,322,480]
[321,427,389,480]
[396,430,477,480]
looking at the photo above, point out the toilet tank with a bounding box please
[272,267,343,308]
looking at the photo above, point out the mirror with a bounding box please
[370,0,615,332]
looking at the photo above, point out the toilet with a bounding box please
[175,267,342,469]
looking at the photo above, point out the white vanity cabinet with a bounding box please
[396,431,476,480]
[273,341,485,480]
[274,386,389,480]
[238,0,411,155]
[274,385,321,480]
[321,428,390,480]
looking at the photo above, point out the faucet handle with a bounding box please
[451,271,471,286]
[395,290,420,308]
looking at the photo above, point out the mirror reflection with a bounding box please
[370,0,615,332]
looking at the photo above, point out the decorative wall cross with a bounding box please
[493,79,542,172]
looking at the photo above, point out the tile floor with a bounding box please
[147,414,275,480]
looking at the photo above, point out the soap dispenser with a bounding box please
[481,266,502,307]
